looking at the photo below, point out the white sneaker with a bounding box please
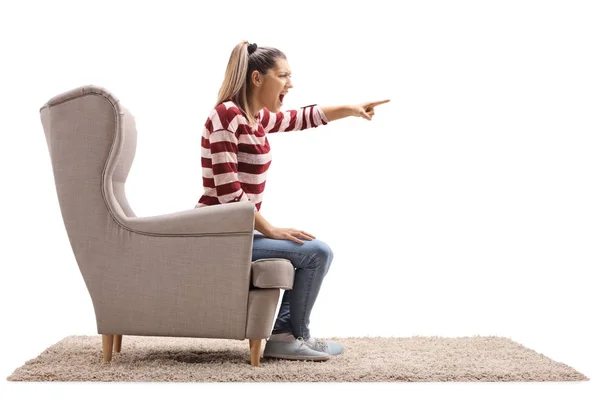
[303,336,345,356]
[263,337,330,361]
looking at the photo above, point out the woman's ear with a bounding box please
[251,70,262,87]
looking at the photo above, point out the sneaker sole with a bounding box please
[263,352,330,361]
[307,344,345,357]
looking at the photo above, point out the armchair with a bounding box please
[39,85,294,367]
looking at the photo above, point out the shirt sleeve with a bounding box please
[208,128,258,212]
[258,104,329,134]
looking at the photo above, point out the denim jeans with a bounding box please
[251,233,334,339]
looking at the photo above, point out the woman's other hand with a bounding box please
[266,227,316,245]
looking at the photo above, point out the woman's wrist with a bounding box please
[254,210,274,236]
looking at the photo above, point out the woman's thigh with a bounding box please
[251,233,333,269]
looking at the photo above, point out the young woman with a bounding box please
[195,40,389,361]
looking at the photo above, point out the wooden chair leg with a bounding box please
[102,334,114,362]
[113,335,122,353]
[249,339,262,367]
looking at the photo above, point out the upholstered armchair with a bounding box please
[39,85,294,367]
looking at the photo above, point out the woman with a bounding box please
[196,40,389,361]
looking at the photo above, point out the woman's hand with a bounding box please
[350,99,390,120]
[266,227,316,245]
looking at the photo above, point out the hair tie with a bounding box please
[248,43,258,55]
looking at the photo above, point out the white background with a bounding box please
[1,0,598,398]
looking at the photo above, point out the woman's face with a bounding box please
[254,58,293,113]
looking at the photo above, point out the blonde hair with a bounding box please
[216,41,286,126]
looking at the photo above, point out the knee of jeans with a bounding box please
[324,242,334,264]
[311,241,334,269]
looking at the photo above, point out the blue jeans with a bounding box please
[251,233,334,339]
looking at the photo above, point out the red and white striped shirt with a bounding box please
[195,100,329,212]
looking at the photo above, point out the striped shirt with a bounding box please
[195,100,329,212]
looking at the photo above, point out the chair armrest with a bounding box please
[121,201,255,236]
[251,259,295,290]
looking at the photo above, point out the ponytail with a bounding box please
[216,41,255,125]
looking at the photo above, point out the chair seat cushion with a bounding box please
[251,259,294,290]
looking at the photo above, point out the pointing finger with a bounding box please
[368,99,391,107]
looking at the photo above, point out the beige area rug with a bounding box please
[6,335,589,382]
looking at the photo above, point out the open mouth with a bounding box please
[278,93,285,105]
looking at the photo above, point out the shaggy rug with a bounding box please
[6,335,589,382]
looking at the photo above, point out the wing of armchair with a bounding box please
[39,85,294,367]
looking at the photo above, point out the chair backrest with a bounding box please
[39,85,137,278]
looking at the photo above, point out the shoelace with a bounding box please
[298,337,328,352]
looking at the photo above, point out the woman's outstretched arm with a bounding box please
[321,99,390,122]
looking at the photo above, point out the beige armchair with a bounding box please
[39,85,294,367]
